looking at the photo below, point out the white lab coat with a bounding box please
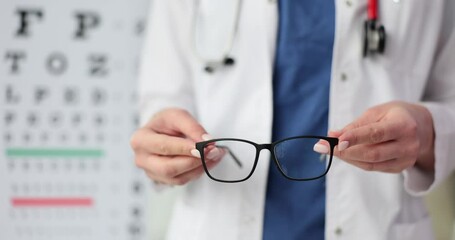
[139,0,455,239]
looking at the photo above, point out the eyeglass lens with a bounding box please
[274,137,330,180]
[202,140,256,182]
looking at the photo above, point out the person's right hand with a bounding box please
[130,108,223,186]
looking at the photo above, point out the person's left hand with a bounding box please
[315,101,436,173]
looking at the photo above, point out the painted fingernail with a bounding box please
[338,141,349,151]
[202,134,213,141]
[206,148,221,161]
[313,143,329,154]
[191,149,201,158]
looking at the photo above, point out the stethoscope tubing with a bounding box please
[191,0,242,65]
[368,0,378,20]
[193,0,384,70]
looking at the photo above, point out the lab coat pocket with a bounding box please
[390,216,434,240]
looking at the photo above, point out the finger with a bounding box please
[141,154,205,179]
[328,130,342,138]
[145,170,160,182]
[150,109,209,142]
[138,147,225,179]
[134,152,150,171]
[333,141,402,163]
[170,159,221,185]
[338,121,403,150]
[341,158,413,173]
[204,147,226,162]
[133,129,198,157]
[313,140,331,154]
[144,170,178,186]
[147,158,220,186]
[144,170,170,184]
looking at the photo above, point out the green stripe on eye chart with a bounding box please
[6,148,104,158]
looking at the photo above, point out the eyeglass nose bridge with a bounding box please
[256,143,274,154]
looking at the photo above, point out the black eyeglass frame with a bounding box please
[195,136,339,183]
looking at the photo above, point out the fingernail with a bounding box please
[338,141,349,151]
[328,129,342,137]
[202,134,212,141]
[313,143,329,154]
[206,148,221,160]
[191,149,201,158]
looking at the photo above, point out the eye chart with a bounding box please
[0,1,151,239]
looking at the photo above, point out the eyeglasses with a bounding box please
[195,136,339,183]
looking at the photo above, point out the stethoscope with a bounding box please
[192,0,242,73]
[363,0,387,57]
[193,0,386,73]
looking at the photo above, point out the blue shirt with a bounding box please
[263,0,335,239]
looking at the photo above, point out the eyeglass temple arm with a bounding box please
[216,145,243,168]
